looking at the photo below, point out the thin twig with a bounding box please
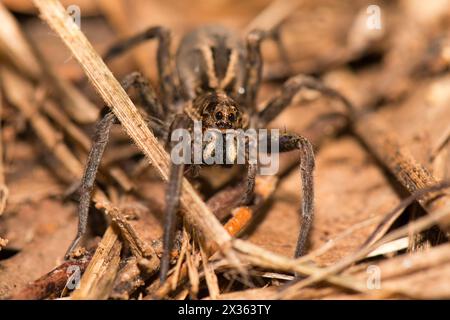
[71,226,122,299]
[362,181,450,248]
[98,200,159,262]
[232,239,369,293]
[276,199,450,299]
[184,227,200,299]
[294,216,381,264]
[198,235,220,300]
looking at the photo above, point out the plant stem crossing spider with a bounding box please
[65,25,353,283]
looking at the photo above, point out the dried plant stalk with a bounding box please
[198,237,220,300]
[98,200,158,262]
[184,229,200,299]
[353,113,450,230]
[276,202,450,299]
[71,226,122,300]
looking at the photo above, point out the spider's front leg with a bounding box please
[241,163,258,206]
[272,132,315,258]
[65,110,117,258]
[160,114,192,283]
[65,74,163,259]
[256,75,355,258]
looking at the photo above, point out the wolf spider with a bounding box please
[66,25,353,282]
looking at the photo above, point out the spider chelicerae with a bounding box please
[65,24,353,282]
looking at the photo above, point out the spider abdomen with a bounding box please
[176,25,247,101]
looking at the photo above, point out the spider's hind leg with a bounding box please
[160,114,193,283]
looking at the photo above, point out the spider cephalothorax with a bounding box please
[195,92,248,131]
[66,24,353,284]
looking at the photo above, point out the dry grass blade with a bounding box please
[431,125,450,160]
[233,239,369,294]
[353,113,450,231]
[170,233,188,291]
[362,182,450,248]
[32,1,238,268]
[198,237,220,300]
[294,216,381,265]
[184,228,200,299]
[368,243,450,299]
[71,226,122,300]
[98,200,159,269]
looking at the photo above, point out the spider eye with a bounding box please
[215,111,223,120]
[228,114,236,122]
